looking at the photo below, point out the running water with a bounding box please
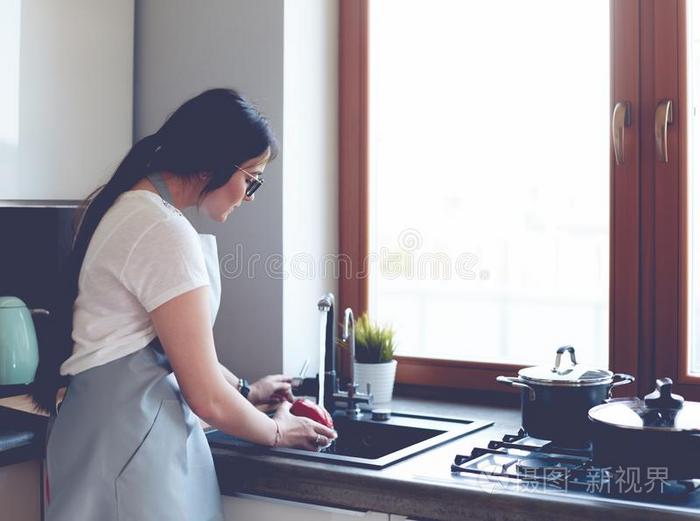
[318,311,326,407]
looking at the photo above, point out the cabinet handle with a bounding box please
[611,102,631,165]
[655,99,673,163]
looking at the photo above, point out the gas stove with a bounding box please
[451,430,700,506]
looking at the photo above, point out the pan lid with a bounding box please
[588,378,700,433]
[518,346,614,386]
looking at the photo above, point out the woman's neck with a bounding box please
[130,172,203,210]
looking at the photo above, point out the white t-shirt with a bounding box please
[60,190,210,376]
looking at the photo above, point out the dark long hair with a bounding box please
[29,88,277,414]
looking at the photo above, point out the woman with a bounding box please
[31,89,337,521]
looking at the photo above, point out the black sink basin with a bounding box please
[207,411,492,469]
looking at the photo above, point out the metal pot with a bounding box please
[588,378,700,480]
[497,346,635,444]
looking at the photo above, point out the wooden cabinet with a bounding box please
[0,460,42,521]
[222,494,389,521]
[0,0,133,201]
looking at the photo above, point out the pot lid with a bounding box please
[0,296,27,309]
[588,378,700,433]
[518,346,613,386]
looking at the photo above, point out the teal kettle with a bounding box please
[0,296,49,386]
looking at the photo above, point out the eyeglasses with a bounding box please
[234,164,264,197]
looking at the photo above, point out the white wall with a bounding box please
[135,0,338,381]
[134,0,284,379]
[282,1,339,377]
[1,0,132,200]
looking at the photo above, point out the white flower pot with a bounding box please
[353,360,397,406]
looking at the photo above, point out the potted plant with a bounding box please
[352,313,398,405]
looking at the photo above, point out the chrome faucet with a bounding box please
[343,308,356,385]
[317,293,336,414]
[304,294,372,418]
[339,307,373,418]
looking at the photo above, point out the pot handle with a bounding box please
[607,373,635,398]
[496,376,536,401]
[553,345,577,373]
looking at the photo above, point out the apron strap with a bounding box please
[146,172,176,206]
[148,337,173,372]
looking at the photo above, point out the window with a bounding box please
[339,0,700,399]
[367,0,610,368]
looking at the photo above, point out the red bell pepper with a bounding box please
[290,398,334,429]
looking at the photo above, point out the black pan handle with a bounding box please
[644,377,685,410]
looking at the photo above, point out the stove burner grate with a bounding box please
[451,430,700,502]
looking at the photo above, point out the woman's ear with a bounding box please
[197,171,211,181]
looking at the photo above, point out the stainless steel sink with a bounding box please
[206,411,493,469]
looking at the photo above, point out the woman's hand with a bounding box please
[248,374,294,406]
[272,401,338,451]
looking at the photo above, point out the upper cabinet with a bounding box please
[0,0,133,201]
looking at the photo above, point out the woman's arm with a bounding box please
[219,363,294,406]
[150,287,277,445]
[150,287,336,449]
[218,363,241,390]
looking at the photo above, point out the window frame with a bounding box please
[645,0,700,398]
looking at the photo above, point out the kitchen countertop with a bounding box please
[211,394,700,521]
[0,400,47,467]
[0,391,64,467]
[1,391,699,520]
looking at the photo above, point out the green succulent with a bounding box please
[353,313,397,363]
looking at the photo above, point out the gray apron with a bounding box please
[46,175,224,521]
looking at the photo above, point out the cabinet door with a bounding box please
[0,460,41,521]
[222,494,389,521]
[0,0,133,200]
